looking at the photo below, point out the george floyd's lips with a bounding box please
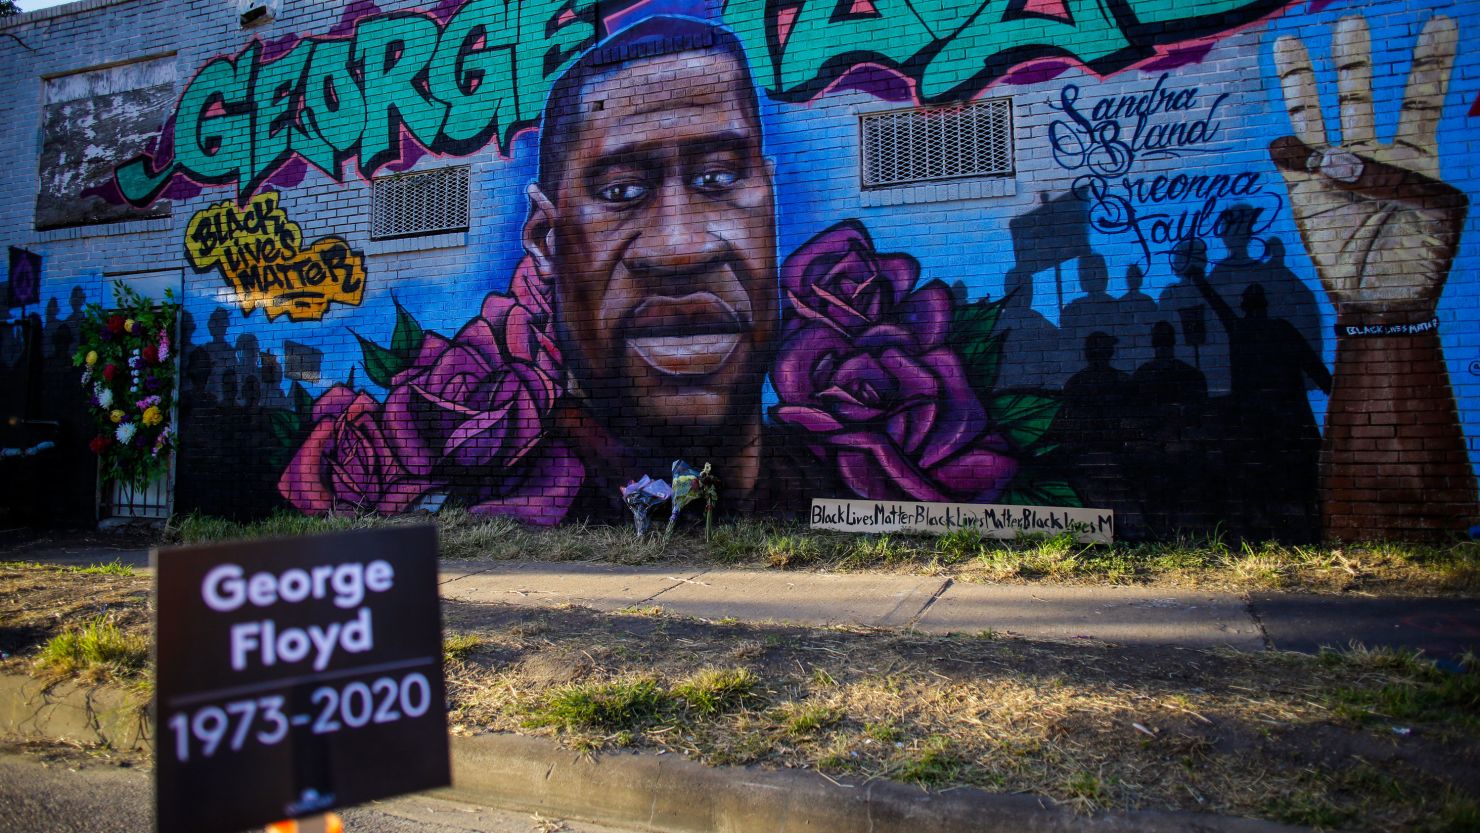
[625,293,747,378]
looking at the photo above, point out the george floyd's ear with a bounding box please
[522,183,558,276]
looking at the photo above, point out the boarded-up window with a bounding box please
[35,56,177,230]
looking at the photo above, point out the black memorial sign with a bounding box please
[154,525,449,833]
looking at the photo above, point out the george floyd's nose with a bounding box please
[625,183,726,276]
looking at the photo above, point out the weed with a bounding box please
[1064,770,1106,803]
[443,633,484,663]
[74,560,135,576]
[1265,791,1354,829]
[865,720,903,744]
[763,535,819,569]
[936,528,984,563]
[707,520,773,563]
[777,702,840,737]
[896,735,963,785]
[839,535,910,569]
[1429,795,1480,833]
[615,605,664,617]
[671,668,758,716]
[35,616,149,682]
[522,677,667,732]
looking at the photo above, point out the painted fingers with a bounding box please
[1274,34,1326,148]
[1396,15,1457,159]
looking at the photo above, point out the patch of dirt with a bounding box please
[0,564,151,674]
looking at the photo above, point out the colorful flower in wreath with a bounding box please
[85,350,98,367]
[115,422,137,444]
[279,385,438,515]
[89,435,113,454]
[109,409,125,424]
[105,315,125,335]
[102,364,120,382]
[142,345,160,364]
[142,406,164,427]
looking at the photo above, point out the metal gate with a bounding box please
[104,468,174,520]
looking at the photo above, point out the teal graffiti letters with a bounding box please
[115,1,599,204]
[728,0,1292,102]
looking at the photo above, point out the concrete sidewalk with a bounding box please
[436,560,1480,660]
[10,544,1480,659]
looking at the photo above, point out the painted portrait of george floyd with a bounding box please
[520,17,791,518]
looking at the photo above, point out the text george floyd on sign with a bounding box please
[153,525,449,833]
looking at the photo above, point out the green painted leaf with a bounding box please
[354,332,403,389]
[1028,480,1082,508]
[291,382,312,420]
[950,295,1005,341]
[268,409,300,447]
[989,393,1061,450]
[958,332,1004,393]
[950,296,1007,394]
[1004,477,1082,508]
[389,296,425,362]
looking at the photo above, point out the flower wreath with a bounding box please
[73,282,180,489]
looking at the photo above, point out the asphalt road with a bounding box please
[0,742,635,833]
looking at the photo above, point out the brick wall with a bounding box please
[2,0,1477,541]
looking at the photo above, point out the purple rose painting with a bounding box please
[780,220,922,339]
[275,223,1071,523]
[772,222,1021,504]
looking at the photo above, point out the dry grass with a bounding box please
[444,601,1480,833]
[167,512,1480,597]
[0,561,152,680]
[3,560,1477,831]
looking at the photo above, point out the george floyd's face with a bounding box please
[523,49,777,433]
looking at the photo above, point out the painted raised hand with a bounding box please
[1270,15,1466,316]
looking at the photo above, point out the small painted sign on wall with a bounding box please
[810,498,1114,544]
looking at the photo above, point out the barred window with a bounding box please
[370,166,471,240]
[860,98,1014,189]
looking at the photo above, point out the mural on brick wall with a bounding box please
[80,0,1480,540]
[185,192,367,321]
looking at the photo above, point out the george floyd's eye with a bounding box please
[597,181,649,203]
[691,168,739,192]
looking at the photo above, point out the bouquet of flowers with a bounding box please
[73,282,180,489]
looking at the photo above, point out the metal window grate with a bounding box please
[860,98,1014,189]
[371,166,471,240]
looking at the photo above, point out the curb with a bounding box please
[0,673,1313,833]
[0,673,149,752]
[444,732,1312,833]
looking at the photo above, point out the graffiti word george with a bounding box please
[729,0,1290,101]
[115,0,599,202]
[1049,74,1279,266]
[809,498,1113,544]
[186,192,366,322]
[1337,317,1440,338]
[118,0,1293,203]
